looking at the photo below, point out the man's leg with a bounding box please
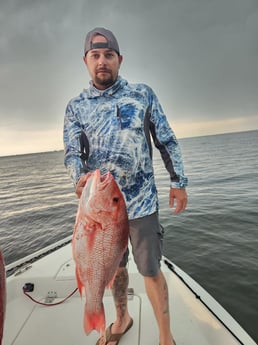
[111,267,132,331]
[144,270,176,345]
[97,267,132,345]
[129,213,176,344]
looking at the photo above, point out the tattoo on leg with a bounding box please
[112,268,129,319]
[163,282,169,315]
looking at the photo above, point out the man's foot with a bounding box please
[96,318,133,345]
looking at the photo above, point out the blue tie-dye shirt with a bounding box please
[63,76,188,220]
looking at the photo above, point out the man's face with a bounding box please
[83,34,123,90]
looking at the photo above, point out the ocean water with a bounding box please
[0,130,257,342]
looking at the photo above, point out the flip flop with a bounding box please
[96,318,133,345]
[159,340,176,345]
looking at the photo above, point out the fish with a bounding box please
[0,249,6,345]
[72,169,129,335]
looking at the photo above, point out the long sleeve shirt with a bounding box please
[64,76,188,220]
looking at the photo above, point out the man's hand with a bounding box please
[75,174,90,198]
[169,188,188,214]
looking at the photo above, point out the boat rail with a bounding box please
[5,236,72,277]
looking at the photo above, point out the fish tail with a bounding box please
[84,303,105,335]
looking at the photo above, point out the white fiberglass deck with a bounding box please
[3,241,256,345]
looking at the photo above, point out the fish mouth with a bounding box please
[94,170,113,191]
[99,172,113,190]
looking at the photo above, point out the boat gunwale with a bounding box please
[163,258,256,345]
[5,236,72,277]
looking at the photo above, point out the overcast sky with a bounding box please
[1,0,258,156]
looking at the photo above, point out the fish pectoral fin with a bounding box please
[84,223,97,234]
[106,272,117,289]
[84,220,102,234]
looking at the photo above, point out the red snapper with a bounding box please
[72,170,129,335]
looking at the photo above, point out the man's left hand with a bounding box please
[169,188,188,214]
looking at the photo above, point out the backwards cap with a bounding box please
[84,27,120,55]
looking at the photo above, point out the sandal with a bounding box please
[159,340,176,345]
[96,318,133,345]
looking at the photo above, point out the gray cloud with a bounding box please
[1,0,258,139]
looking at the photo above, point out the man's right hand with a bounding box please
[75,174,90,198]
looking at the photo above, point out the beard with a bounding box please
[95,76,114,87]
[94,70,116,88]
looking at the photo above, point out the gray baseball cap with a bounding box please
[84,27,120,56]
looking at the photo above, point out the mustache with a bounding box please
[96,68,111,73]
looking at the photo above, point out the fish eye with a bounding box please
[113,197,119,203]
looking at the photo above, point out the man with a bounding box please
[64,27,188,345]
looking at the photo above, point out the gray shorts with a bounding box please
[120,212,164,277]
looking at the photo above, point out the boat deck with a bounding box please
[3,242,256,345]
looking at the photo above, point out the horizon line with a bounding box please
[0,128,257,159]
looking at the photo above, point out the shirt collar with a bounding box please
[84,76,127,98]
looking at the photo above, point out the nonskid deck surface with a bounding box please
[4,279,242,345]
[7,294,141,345]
